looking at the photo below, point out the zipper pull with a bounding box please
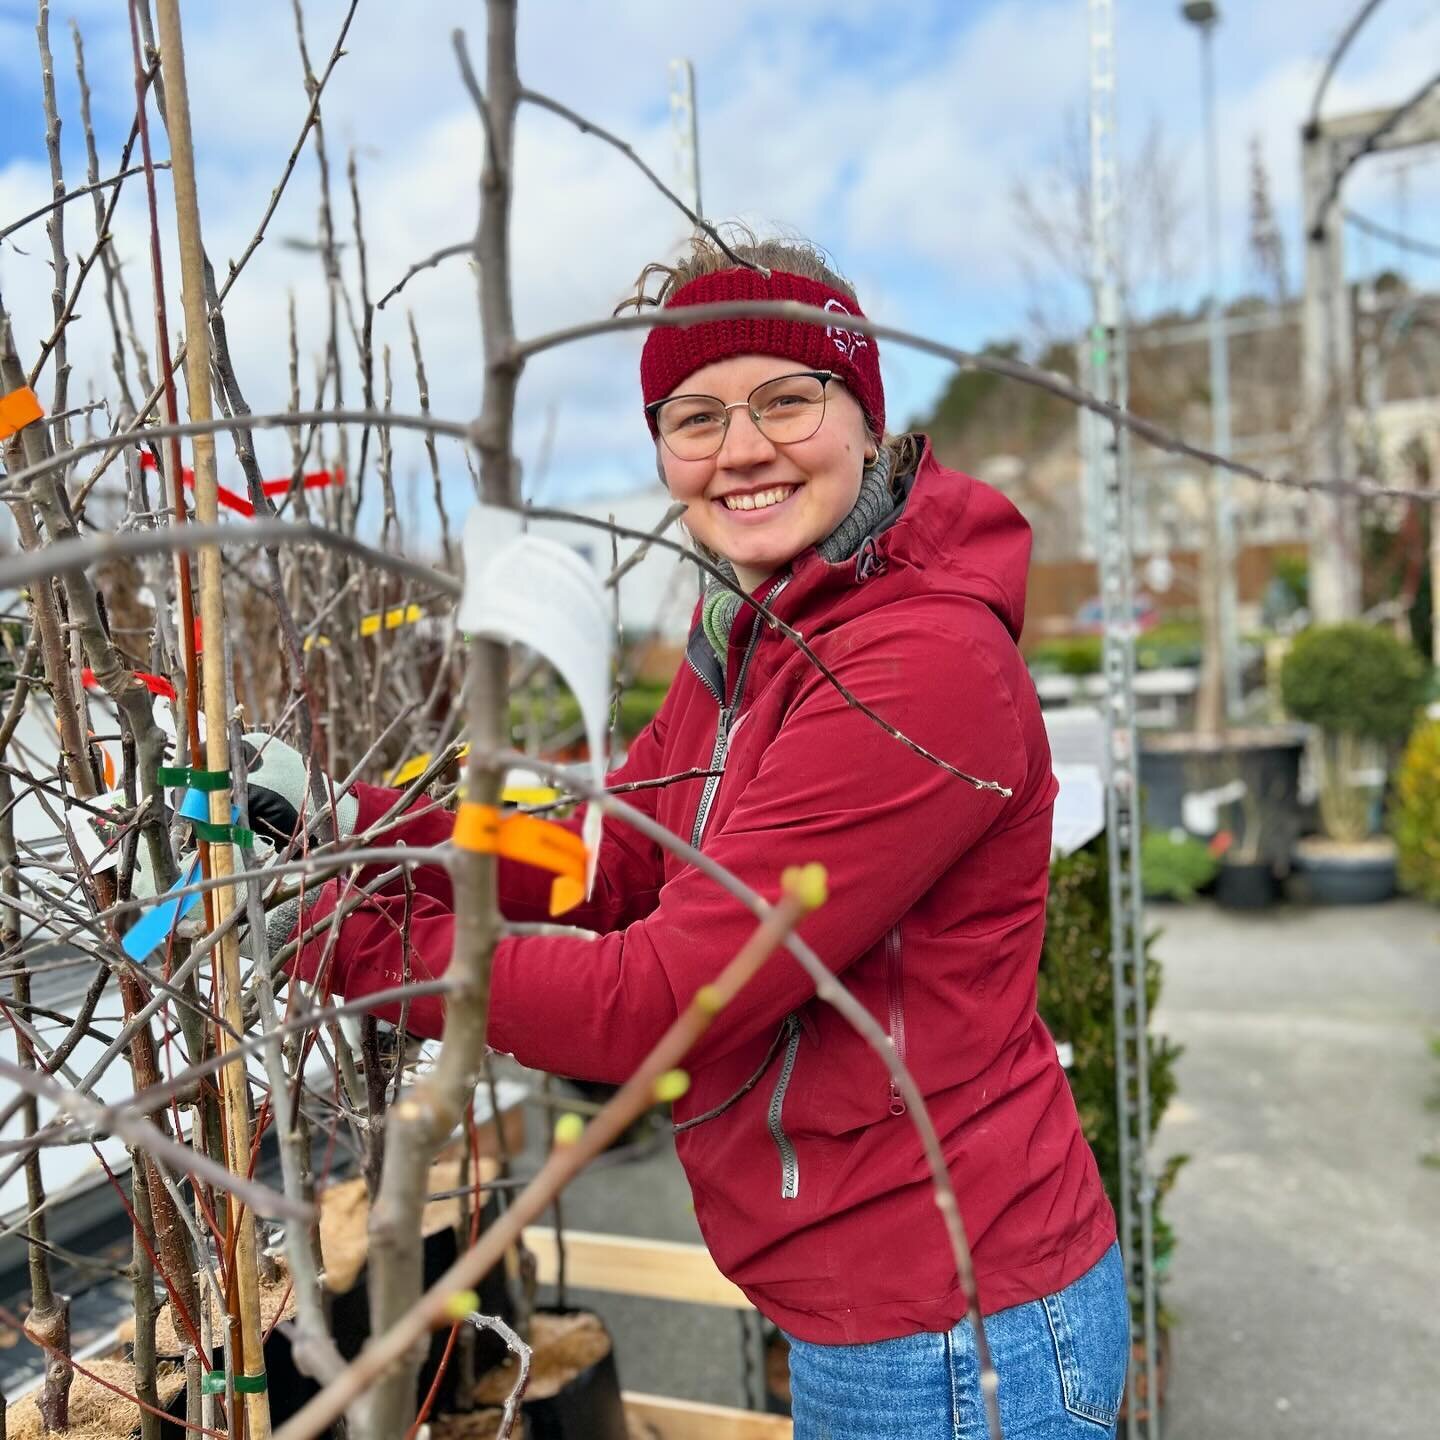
[889,1080,907,1117]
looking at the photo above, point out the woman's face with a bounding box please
[657,353,873,593]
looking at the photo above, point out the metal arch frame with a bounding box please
[1088,3,1161,1436]
[1303,91,1440,622]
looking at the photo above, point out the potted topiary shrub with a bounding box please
[1393,716,1440,903]
[1280,623,1427,903]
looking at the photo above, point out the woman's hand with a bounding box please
[240,731,358,845]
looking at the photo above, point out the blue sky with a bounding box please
[2,0,1438,522]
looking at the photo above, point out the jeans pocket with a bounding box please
[1041,1242,1131,1429]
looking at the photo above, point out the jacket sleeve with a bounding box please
[292,614,1032,1076]
[342,691,675,932]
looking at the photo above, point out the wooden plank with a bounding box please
[521,1227,752,1310]
[623,1392,793,1439]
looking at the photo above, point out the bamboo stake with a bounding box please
[150,2,270,1434]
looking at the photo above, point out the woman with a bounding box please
[250,235,1130,1438]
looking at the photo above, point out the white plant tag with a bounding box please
[1180,778,1247,837]
[458,504,613,892]
[1050,764,1105,858]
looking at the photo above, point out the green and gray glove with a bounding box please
[238,732,360,958]
[240,732,359,848]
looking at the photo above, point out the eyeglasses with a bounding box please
[646,370,836,460]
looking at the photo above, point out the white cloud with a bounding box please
[2,0,1437,536]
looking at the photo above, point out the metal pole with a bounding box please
[668,59,702,221]
[1302,130,1358,621]
[1090,3,1160,1435]
[1197,16,1244,721]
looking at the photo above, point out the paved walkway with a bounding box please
[1152,900,1440,1439]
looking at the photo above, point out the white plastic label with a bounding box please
[1050,764,1106,858]
[1180,778,1247,837]
[459,504,613,892]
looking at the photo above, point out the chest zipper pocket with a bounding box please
[885,925,908,1116]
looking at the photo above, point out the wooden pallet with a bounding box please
[521,1226,793,1439]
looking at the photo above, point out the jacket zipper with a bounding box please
[686,577,799,1197]
[885,924,908,1116]
[768,1014,802,1199]
[689,576,791,851]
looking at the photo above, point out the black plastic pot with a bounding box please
[157,1323,342,1440]
[519,1309,629,1440]
[1140,727,1309,866]
[763,1326,792,1417]
[1291,837,1397,905]
[1215,859,1279,909]
[158,1194,511,1437]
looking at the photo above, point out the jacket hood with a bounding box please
[684,437,1034,696]
[887,437,1032,642]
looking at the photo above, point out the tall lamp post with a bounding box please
[1182,0,1243,723]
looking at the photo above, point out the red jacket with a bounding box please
[288,441,1115,1343]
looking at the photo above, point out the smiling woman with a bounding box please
[257,228,1128,1439]
[647,356,869,591]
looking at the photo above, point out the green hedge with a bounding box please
[1039,841,1187,1315]
[1029,621,1204,678]
[1395,719,1440,903]
[1141,829,1218,902]
[509,678,671,749]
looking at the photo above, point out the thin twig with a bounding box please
[520,87,766,276]
[0,1055,310,1219]
[0,163,171,245]
[376,242,474,310]
[515,298,1440,505]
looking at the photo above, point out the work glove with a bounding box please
[229,732,356,962]
[239,731,359,848]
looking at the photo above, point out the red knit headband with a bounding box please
[639,269,885,441]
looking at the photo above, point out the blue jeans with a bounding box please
[784,1242,1130,1439]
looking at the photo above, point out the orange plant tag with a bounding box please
[0,386,44,441]
[452,803,588,916]
[452,802,502,853]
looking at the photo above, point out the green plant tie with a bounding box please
[158,765,230,791]
[190,817,256,847]
[201,1370,268,1395]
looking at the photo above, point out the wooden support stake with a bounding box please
[151,2,270,1434]
[622,1393,793,1440]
